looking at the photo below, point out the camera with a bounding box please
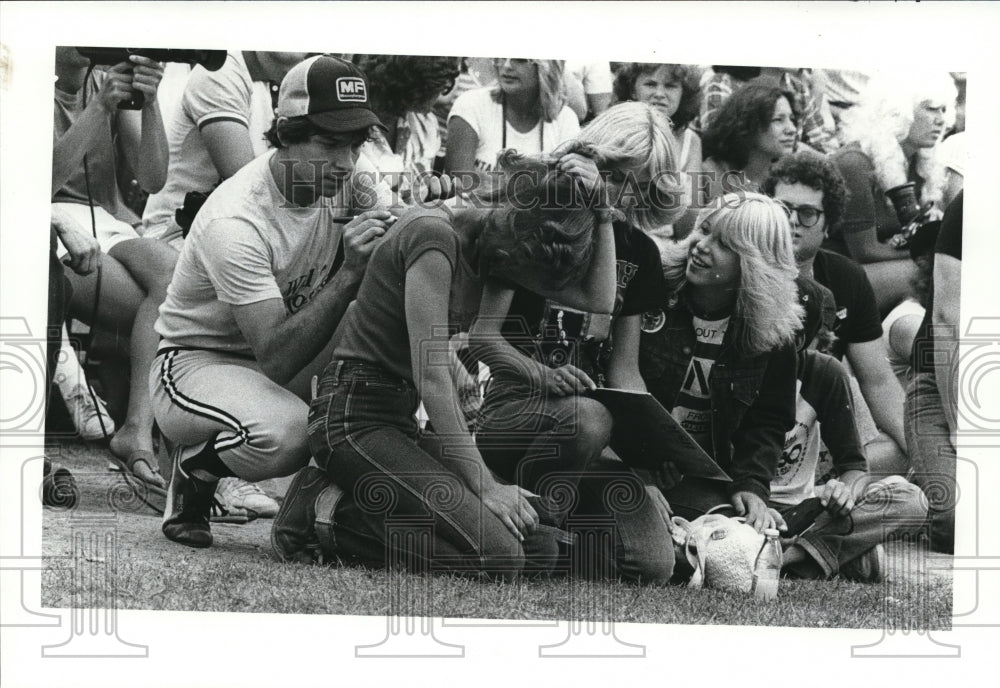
[74,47,228,110]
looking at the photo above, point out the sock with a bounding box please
[180,434,237,481]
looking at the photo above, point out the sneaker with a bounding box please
[840,544,886,583]
[216,477,279,518]
[271,466,333,564]
[162,447,217,548]
[42,458,79,510]
[61,382,115,441]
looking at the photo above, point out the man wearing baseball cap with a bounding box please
[150,55,450,548]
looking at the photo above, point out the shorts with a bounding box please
[52,202,140,256]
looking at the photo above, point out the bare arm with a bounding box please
[407,250,484,477]
[564,75,588,122]
[848,338,908,452]
[843,228,910,264]
[201,120,256,179]
[406,252,538,539]
[51,63,132,196]
[469,281,595,395]
[116,56,168,193]
[443,115,480,192]
[932,254,961,434]
[887,312,923,363]
[605,315,646,391]
[231,210,392,384]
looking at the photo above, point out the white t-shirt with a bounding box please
[447,88,580,172]
[771,378,822,506]
[881,297,924,387]
[142,52,275,247]
[155,150,380,354]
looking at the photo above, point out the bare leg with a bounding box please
[102,238,177,480]
[67,239,177,485]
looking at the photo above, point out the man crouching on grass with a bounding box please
[150,55,453,548]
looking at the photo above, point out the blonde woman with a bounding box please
[829,72,957,313]
[444,58,579,187]
[638,193,802,532]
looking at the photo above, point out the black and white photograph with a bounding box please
[1,2,998,687]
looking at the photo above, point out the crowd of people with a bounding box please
[46,51,965,587]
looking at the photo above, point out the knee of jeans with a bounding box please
[566,399,613,453]
[629,540,675,585]
[479,537,525,580]
[866,478,932,525]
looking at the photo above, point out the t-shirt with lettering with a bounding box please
[447,88,580,173]
[499,221,666,385]
[333,205,483,384]
[672,315,730,453]
[771,351,867,506]
[155,149,378,354]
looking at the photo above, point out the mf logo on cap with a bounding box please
[336,77,367,103]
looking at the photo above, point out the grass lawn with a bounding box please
[41,439,953,629]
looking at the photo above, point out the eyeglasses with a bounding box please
[776,200,824,228]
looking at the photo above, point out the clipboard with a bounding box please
[587,388,732,481]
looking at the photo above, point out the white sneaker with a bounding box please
[216,477,279,518]
[60,382,115,441]
[55,328,115,441]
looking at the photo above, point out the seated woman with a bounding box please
[353,55,460,187]
[612,63,703,175]
[828,72,957,315]
[638,193,802,532]
[52,46,176,490]
[470,102,689,584]
[444,58,580,190]
[272,145,615,579]
[700,78,798,201]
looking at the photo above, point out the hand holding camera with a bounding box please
[94,56,164,113]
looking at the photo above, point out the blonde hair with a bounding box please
[490,59,567,122]
[663,193,803,356]
[558,101,690,231]
[838,72,957,207]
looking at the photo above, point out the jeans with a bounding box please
[655,476,927,579]
[904,371,956,553]
[476,379,675,584]
[781,476,928,578]
[308,360,525,579]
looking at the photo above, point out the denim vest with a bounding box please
[638,297,797,501]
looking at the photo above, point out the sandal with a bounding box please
[108,450,168,514]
